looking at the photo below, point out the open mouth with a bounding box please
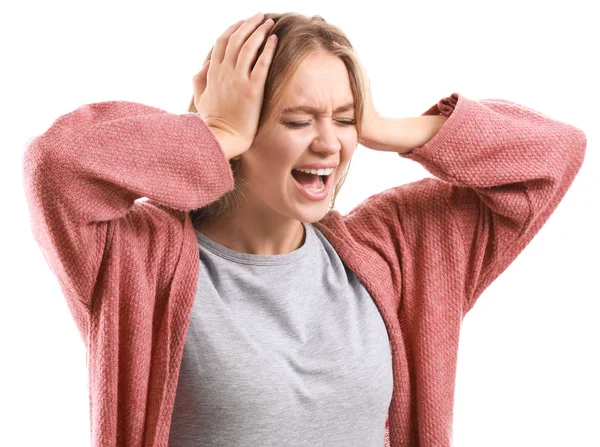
[291,169,331,190]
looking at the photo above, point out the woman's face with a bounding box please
[238,51,358,223]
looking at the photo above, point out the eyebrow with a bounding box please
[280,102,355,115]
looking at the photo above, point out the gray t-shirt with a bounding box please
[169,221,393,446]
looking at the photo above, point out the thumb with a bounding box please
[193,59,211,97]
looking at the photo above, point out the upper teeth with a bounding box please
[293,167,335,176]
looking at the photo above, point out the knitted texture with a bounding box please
[22,93,586,446]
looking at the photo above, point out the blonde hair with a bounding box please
[188,12,366,226]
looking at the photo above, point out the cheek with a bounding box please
[344,128,359,146]
[281,131,312,147]
[342,138,358,159]
[247,139,300,180]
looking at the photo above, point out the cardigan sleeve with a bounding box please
[345,92,586,315]
[22,101,234,311]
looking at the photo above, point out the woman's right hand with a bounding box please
[193,13,278,160]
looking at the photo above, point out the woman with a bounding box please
[22,11,586,447]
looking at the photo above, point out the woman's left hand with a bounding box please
[357,70,386,150]
[357,68,449,154]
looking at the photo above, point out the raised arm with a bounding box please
[22,101,234,314]
[344,92,586,315]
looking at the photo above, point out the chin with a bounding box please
[295,203,332,223]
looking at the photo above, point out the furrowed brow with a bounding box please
[281,102,355,115]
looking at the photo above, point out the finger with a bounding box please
[211,19,244,65]
[237,19,275,74]
[249,34,278,84]
[192,59,211,96]
[222,13,267,67]
[193,58,210,80]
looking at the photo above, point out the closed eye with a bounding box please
[284,120,356,128]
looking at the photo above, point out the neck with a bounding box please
[195,207,306,256]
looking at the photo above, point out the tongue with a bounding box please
[292,170,323,188]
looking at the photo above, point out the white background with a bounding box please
[2,0,598,446]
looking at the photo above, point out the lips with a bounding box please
[292,163,338,170]
[290,167,334,185]
[291,169,333,201]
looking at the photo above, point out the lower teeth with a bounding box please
[305,177,325,192]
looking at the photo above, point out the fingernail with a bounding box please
[254,12,264,19]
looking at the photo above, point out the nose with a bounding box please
[310,121,342,155]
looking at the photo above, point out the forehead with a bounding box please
[280,52,354,114]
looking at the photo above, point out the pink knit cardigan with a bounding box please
[22,93,586,446]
